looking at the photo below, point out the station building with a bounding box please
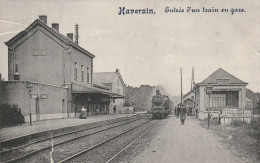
[194,68,248,120]
[0,15,123,122]
[93,69,126,114]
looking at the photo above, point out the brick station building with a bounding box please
[0,15,123,122]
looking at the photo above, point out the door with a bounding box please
[36,97,40,121]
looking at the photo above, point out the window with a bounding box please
[210,91,226,108]
[226,91,238,107]
[206,91,239,110]
[216,79,229,85]
[15,64,18,74]
[87,67,90,83]
[81,65,84,82]
[74,62,77,80]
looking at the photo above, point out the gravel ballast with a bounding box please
[19,118,149,163]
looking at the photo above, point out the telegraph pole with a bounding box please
[180,68,183,104]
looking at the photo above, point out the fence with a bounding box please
[117,106,134,114]
[220,108,260,124]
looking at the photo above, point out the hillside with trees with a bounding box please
[246,88,260,108]
[125,85,174,111]
[124,86,259,111]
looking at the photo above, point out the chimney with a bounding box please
[0,73,2,81]
[75,24,79,44]
[116,69,120,73]
[39,15,47,24]
[67,33,73,41]
[52,23,59,32]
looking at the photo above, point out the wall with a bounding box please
[69,47,93,87]
[8,26,66,86]
[183,91,195,101]
[195,88,200,110]
[183,91,195,108]
[0,81,68,122]
[184,99,193,108]
[197,84,247,119]
[111,75,124,96]
[110,75,125,113]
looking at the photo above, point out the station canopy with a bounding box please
[72,84,124,98]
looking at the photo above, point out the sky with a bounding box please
[0,0,259,96]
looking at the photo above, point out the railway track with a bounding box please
[58,120,158,163]
[0,116,146,163]
[105,122,157,163]
[0,116,136,151]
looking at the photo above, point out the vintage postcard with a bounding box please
[0,0,259,162]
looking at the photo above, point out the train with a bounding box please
[151,90,171,119]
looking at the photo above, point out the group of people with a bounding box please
[174,104,188,125]
[79,105,117,119]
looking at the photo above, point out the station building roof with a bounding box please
[194,68,248,89]
[201,68,247,84]
[93,71,125,87]
[5,18,95,58]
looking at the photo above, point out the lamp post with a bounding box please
[205,84,213,128]
[26,83,33,125]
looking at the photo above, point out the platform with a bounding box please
[0,114,135,143]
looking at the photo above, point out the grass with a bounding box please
[230,120,248,127]
[200,118,260,163]
[202,118,221,126]
[250,120,260,130]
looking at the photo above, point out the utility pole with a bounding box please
[205,84,213,129]
[180,68,183,104]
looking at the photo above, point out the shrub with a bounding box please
[230,120,247,127]
[250,120,260,130]
[0,103,25,128]
[203,118,221,125]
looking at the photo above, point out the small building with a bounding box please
[194,68,248,120]
[183,90,195,115]
[93,69,125,114]
[183,90,195,109]
[0,15,121,122]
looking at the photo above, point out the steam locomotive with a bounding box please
[151,90,171,119]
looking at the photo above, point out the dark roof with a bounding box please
[201,68,247,84]
[93,83,110,90]
[183,90,194,98]
[72,84,124,98]
[184,98,193,102]
[93,72,117,85]
[5,19,95,58]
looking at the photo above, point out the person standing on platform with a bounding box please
[176,104,181,118]
[80,106,87,119]
[180,105,187,125]
[113,106,117,114]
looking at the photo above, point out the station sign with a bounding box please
[33,49,46,56]
[31,94,38,99]
[41,94,48,99]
